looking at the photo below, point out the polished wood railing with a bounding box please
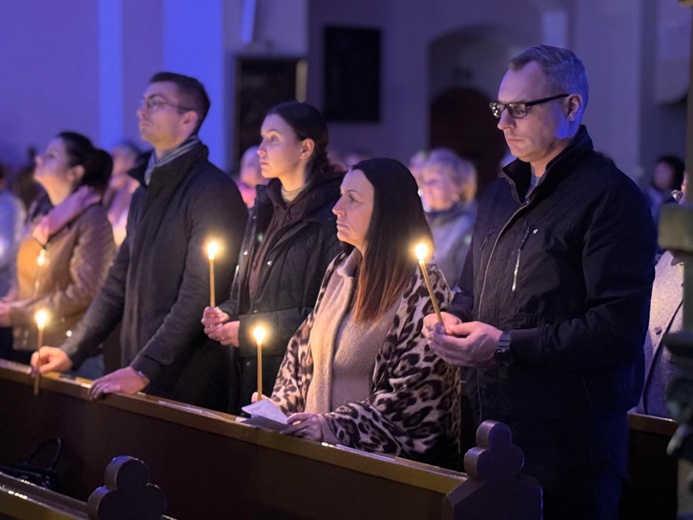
[0,361,541,519]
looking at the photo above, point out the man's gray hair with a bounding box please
[510,45,589,116]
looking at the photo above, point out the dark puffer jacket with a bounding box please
[218,171,343,412]
[451,126,656,475]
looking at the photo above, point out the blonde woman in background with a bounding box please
[421,148,477,288]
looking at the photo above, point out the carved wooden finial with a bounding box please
[463,420,524,482]
[87,456,166,520]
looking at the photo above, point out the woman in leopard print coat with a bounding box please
[271,158,460,468]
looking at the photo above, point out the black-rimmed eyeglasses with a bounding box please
[140,97,193,113]
[489,93,569,119]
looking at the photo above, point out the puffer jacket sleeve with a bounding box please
[236,224,343,358]
[321,266,460,465]
[239,307,315,358]
[216,268,241,320]
[217,210,255,321]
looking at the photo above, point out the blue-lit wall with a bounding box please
[0,0,687,180]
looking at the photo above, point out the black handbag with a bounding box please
[0,438,62,491]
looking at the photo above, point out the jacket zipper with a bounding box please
[474,184,538,420]
[511,227,537,292]
[478,229,494,252]
[478,203,528,316]
[474,167,551,420]
[476,216,522,423]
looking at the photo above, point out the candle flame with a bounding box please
[253,326,266,343]
[206,240,220,261]
[414,242,429,262]
[34,309,49,330]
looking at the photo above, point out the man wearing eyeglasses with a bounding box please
[425,45,656,518]
[33,72,248,412]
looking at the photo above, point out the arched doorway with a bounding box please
[430,87,506,196]
[428,25,530,196]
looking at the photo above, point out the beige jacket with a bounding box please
[10,203,115,351]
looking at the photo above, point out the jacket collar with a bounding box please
[32,186,102,245]
[502,125,593,201]
[130,140,208,188]
[255,169,343,219]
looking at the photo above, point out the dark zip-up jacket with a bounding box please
[218,171,343,411]
[450,126,656,471]
[62,142,248,411]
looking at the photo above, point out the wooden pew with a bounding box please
[0,361,541,519]
[0,471,89,519]
[0,456,174,520]
[621,412,678,519]
[461,391,679,518]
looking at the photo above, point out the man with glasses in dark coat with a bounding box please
[424,45,656,519]
[34,72,247,412]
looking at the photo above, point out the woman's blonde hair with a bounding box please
[426,148,477,202]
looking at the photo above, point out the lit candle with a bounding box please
[253,326,266,400]
[33,309,49,396]
[414,243,444,325]
[206,240,220,307]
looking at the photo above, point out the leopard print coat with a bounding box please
[272,252,460,468]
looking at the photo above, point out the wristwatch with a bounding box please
[496,331,512,362]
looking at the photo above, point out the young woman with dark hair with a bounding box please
[202,101,343,413]
[0,132,115,378]
[270,158,460,468]
[644,154,686,223]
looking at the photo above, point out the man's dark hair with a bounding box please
[149,72,211,134]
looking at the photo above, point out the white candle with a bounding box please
[206,240,220,307]
[253,326,267,399]
[33,309,49,397]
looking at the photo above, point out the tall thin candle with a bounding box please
[33,309,49,396]
[414,243,444,325]
[253,326,266,400]
[206,240,220,307]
